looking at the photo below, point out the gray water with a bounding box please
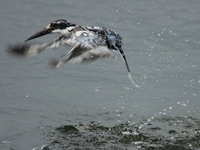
[1,0,200,149]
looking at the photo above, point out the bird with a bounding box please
[8,19,140,87]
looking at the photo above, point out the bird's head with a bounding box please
[25,19,76,41]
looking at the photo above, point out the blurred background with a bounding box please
[0,0,200,149]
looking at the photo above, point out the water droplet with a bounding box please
[2,141,10,144]
[95,87,100,92]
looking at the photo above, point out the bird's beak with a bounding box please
[25,28,52,41]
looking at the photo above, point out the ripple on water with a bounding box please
[37,116,200,150]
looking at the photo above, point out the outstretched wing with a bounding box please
[8,29,114,67]
[7,35,67,57]
[50,30,115,67]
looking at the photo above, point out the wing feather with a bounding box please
[50,30,115,67]
[8,29,115,68]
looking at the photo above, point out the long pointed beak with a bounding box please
[121,53,130,73]
[117,48,130,73]
[25,28,52,41]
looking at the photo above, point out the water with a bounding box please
[1,0,200,149]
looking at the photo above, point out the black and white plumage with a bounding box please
[8,19,140,87]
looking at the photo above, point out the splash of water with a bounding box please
[128,72,146,88]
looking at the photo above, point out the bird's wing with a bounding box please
[61,45,115,64]
[8,30,114,67]
[7,35,67,57]
[50,30,115,67]
[8,30,105,57]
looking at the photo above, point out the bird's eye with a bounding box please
[50,23,57,28]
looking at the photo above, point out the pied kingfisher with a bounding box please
[9,19,140,87]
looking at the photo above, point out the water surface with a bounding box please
[0,0,200,149]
